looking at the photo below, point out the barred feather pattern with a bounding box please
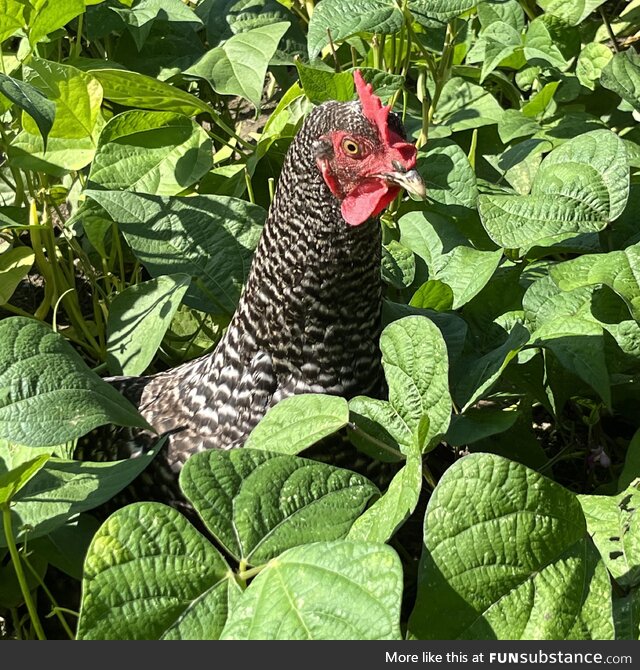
[77,100,395,505]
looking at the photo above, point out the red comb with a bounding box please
[354,70,390,144]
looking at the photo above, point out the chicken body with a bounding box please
[79,78,423,506]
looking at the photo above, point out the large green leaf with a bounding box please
[180,449,378,564]
[433,78,503,132]
[25,58,102,141]
[84,190,265,316]
[416,138,478,210]
[89,111,213,195]
[0,440,163,546]
[106,274,191,376]
[186,22,289,110]
[77,502,238,640]
[89,68,211,117]
[27,0,85,45]
[244,394,349,455]
[0,72,55,148]
[0,317,148,447]
[221,541,403,640]
[0,0,25,43]
[549,244,640,322]
[307,0,403,59]
[399,211,502,309]
[601,49,640,112]
[479,130,629,254]
[350,316,451,457]
[580,484,640,589]
[409,453,614,640]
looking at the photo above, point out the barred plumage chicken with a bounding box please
[78,72,425,506]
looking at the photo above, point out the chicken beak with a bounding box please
[381,168,426,201]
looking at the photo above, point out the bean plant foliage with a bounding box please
[0,0,638,642]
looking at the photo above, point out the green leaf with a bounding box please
[89,111,213,195]
[348,435,422,543]
[530,317,610,406]
[244,394,349,455]
[522,81,559,118]
[0,72,55,149]
[27,0,85,46]
[417,138,478,209]
[549,244,640,322]
[432,77,503,131]
[25,58,102,141]
[0,454,49,506]
[498,109,541,144]
[523,17,567,69]
[0,247,34,304]
[307,0,403,59]
[399,211,502,309]
[0,0,25,43]
[113,0,202,51]
[409,0,481,23]
[350,316,451,456]
[77,502,237,640]
[479,130,629,254]
[0,317,148,447]
[409,453,614,640]
[537,0,608,27]
[221,541,403,640]
[295,65,404,106]
[185,22,289,110]
[89,68,211,117]
[601,49,640,111]
[84,190,265,317]
[576,42,613,91]
[180,449,378,564]
[480,21,522,83]
[382,239,415,289]
[453,323,530,411]
[445,406,519,447]
[410,280,454,312]
[296,63,355,104]
[0,445,162,546]
[106,274,191,376]
[580,484,640,589]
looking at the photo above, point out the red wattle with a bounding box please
[340,180,400,226]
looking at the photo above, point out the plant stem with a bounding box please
[74,12,84,60]
[1,504,46,640]
[599,6,620,53]
[22,552,75,639]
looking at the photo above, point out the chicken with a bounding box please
[79,71,424,505]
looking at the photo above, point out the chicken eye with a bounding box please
[341,138,361,156]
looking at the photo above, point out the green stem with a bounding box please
[237,564,264,582]
[599,6,620,53]
[74,12,84,59]
[468,128,478,170]
[244,167,255,204]
[1,504,46,640]
[22,552,75,639]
